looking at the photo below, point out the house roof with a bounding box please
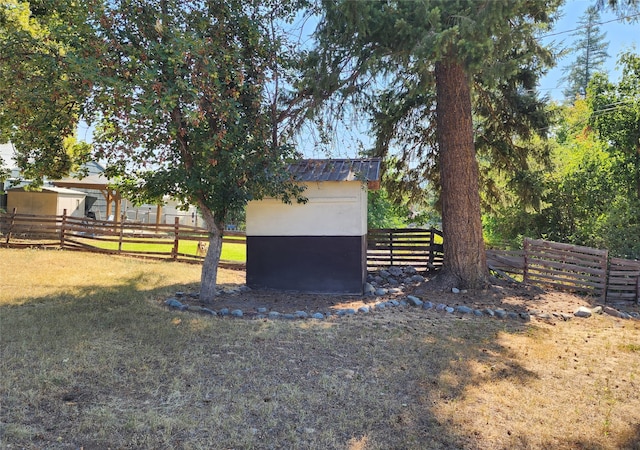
[288,158,381,188]
[52,173,112,190]
[8,186,87,196]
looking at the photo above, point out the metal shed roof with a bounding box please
[288,158,381,188]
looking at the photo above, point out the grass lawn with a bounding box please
[76,236,246,261]
[2,249,640,449]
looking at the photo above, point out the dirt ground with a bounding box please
[176,268,640,321]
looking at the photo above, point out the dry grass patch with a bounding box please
[1,249,640,449]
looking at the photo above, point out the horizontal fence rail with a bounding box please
[3,211,638,304]
[367,228,444,271]
[524,238,609,301]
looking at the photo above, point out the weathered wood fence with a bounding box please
[366,228,444,271]
[0,209,244,265]
[2,211,638,304]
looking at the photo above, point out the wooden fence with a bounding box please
[2,211,638,304]
[0,209,245,265]
[366,228,444,271]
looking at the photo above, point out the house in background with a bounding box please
[246,158,381,295]
[6,186,87,218]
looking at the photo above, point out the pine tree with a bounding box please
[562,6,610,102]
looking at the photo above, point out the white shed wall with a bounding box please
[246,181,367,236]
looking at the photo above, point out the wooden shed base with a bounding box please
[246,235,366,294]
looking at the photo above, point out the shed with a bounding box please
[246,158,381,294]
[7,186,87,218]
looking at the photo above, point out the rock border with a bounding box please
[163,266,639,323]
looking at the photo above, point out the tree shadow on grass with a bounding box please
[1,278,637,449]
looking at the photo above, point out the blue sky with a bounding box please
[539,0,639,101]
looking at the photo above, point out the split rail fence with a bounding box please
[0,209,244,265]
[2,211,638,305]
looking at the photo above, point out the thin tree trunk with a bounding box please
[198,202,223,304]
[433,57,489,289]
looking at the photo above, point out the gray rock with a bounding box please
[388,266,404,277]
[256,314,266,319]
[537,313,552,320]
[473,309,484,316]
[311,313,325,320]
[603,306,623,318]
[445,306,455,313]
[376,302,386,310]
[268,311,280,319]
[165,298,184,309]
[620,312,632,320]
[282,313,296,319]
[231,309,243,317]
[410,274,425,283]
[560,313,572,321]
[483,308,495,317]
[519,312,531,322]
[358,306,370,313]
[375,288,388,296]
[256,307,268,314]
[389,300,400,306]
[574,306,592,318]
[336,308,356,316]
[422,301,434,309]
[238,285,252,292]
[387,278,400,286]
[494,309,507,319]
[629,312,640,319]
[407,295,423,307]
[219,308,230,316]
[452,287,461,294]
[456,305,473,314]
[379,270,391,278]
[175,291,185,298]
[295,311,309,319]
[591,306,603,314]
[364,283,376,295]
[436,303,447,311]
[507,312,520,320]
[373,276,384,284]
[201,308,217,316]
[388,288,403,294]
[404,266,418,275]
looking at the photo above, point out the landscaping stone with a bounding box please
[574,306,592,318]
[201,308,217,316]
[407,295,423,307]
[219,308,230,316]
[507,312,520,320]
[283,313,296,319]
[295,311,308,319]
[473,309,484,316]
[436,303,447,311]
[483,308,495,317]
[375,288,388,296]
[388,278,400,286]
[256,307,268,314]
[268,311,280,319]
[388,266,404,277]
[519,312,531,321]
[389,299,400,306]
[388,288,403,294]
[231,309,243,317]
[410,275,425,283]
[404,266,418,275]
[591,306,603,314]
[452,287,460,294]
[560,313,572,321]
[445,306,455,313]
[175,291,185,298]
[358,306,370,313]
[165,298,185,310]
[376,302,386,310]
[364,283,376,295]
[456,305,473,314]
[399,299,408,306]
[494,309,507,319]
[379,270,391,278]
[422,301,433,310]
[311,313,325,320]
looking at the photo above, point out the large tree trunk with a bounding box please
[198,203,223,304]
[433,57,489,289]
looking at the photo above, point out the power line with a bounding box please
[540,12,640,39]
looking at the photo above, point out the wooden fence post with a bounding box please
[60,209,67,249]
[428,228,435,268]
[523,238,530,284]
[5,207,17,246]
[171,217,180,260]
[117,216,125,253]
